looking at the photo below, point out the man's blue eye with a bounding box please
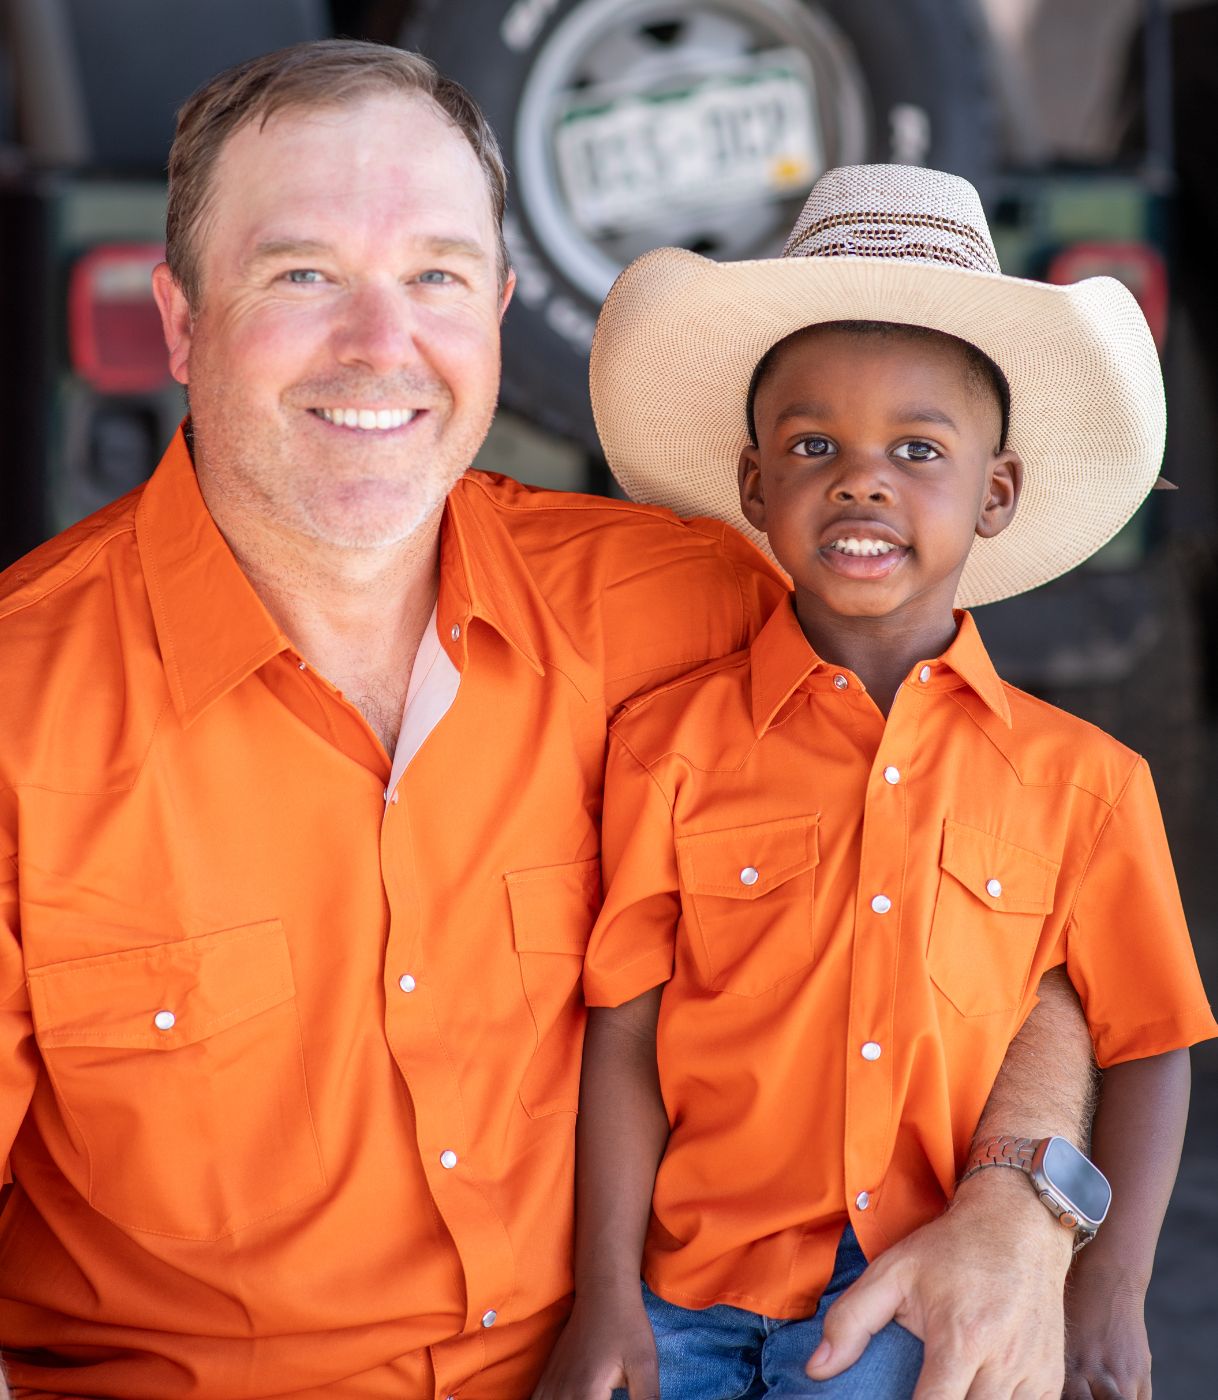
[287,270,323,283]
[418,270,449,284]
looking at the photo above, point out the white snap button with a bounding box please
[861,1041,882,1061]
[986,879,1002,898]
[298,661,306,671]
[740,866,759,886]
[440,1150,458,1169]
[399,974,416,993]
[883,766,900,784]
[833,674,848,690]
[481,1310,497,1328]
[153,1010,175,1031]
[919,665,931,683]
[451,623,461,641]
[870,894,892,914]
[855,1191,870,1210]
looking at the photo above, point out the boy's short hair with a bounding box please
[745,321,1011,453]
[166,39,510,311]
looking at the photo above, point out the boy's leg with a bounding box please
[760,1228,924,1399]
[611,1282,766,1400]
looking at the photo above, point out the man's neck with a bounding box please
[196,465,443,759]
[793,588,959,718]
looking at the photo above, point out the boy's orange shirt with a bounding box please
[584,594,1216,1320]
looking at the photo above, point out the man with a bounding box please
[0,40,1098,1400]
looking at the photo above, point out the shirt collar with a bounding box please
[137,435,555,729]
[749,596,1012,735]
[137,427,289,729]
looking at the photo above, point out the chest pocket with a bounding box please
[28,920,324,1240]
[928,821,1060,1017]
[507,856,601,1117]
[676,815,819,997]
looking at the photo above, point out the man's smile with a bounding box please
[312,406,421,431]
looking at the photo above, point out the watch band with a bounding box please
[959,1134,1096,1252]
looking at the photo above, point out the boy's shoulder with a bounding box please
[966,678,1144,808]
[609,647,758,768]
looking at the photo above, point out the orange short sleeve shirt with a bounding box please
[584,596,1216,1320]
[0,431,787,1399]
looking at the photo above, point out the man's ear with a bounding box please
[739,445,767,532]
[152,263,194,387]
[975,449,1023,539]
[499,267,516,323]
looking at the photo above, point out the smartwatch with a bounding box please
[959,1134,1112,1250]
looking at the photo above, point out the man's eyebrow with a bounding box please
[248,235,490,264]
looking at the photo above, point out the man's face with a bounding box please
[156,93,513,550]
[739,327,1021,622]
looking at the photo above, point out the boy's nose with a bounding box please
[830,453,893,505]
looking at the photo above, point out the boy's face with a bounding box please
[739,327,1022,622]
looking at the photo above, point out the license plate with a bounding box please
[555,53,822,237]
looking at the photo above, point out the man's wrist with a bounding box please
[952,1158,1075,1268]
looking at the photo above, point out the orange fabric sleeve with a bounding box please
[584,736,680,1008]
[0,792,37,1162]
[1066,758,1216,1067]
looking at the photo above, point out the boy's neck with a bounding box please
[792,587,960,718]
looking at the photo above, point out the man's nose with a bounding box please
[332,281,419,375]
[830,450,894,505]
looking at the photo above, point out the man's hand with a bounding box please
[807,1168,1073,1399]
[531,1282,660,1400]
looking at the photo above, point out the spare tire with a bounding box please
[401,0,999,451]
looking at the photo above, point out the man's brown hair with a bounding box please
[166,39,510,310]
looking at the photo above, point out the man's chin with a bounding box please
[294,482,446,550]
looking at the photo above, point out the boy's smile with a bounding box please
[738,322,1023,712]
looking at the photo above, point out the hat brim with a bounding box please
[590,248,1165,608]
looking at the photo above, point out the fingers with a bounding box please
[624,1343,661,1400]
[806,1266,909,1379]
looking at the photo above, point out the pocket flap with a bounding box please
[677,815,819,900]
[940,821,1059,914]
[29,920,294,1051]
[506,857,602,955]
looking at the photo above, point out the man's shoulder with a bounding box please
[984,681,1143,806]
[0,487,145,625]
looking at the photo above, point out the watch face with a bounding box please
[1043,1137,1112,1223]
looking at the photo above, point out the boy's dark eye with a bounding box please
[792,436,835,458]
[893,440,941,462]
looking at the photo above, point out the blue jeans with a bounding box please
[612,1226,923,1399]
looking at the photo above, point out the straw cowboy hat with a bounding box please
[589,164,1165,607]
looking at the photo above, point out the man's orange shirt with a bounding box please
[584,595,1216,1320]
[0,430,786,1399]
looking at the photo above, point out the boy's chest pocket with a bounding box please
[28,920,324,1240]
[677,815,819,997]
[928,821,1060,1017]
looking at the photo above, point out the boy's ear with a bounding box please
[975,450,1023,539]
[739,446,767,532]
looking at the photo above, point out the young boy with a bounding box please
[535,167,1216,1399]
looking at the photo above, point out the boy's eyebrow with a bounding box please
[773,401,962,432]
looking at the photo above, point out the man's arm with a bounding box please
[532,986,667,1400]
[1064,1047,1190,1400]
[807,966,1095,1400]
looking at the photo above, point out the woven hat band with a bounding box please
[785,209,1001,274]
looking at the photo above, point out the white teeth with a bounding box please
[316,407,416,430]
[831,537,898,557]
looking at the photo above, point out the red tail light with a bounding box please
[68,243,170,394]
[1046,241,1168,351]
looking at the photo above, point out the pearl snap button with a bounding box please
[986,879,1002,898]
[440,1150,458,1169]
[861,1041,882,1061]
[154,1010,175,1031]
[883,766,900,784]
[870,894,892,914]
[740,866,759,886]
[481,1310,497,1328]
[833,674,848,690]
[451,623,461,641]
[856,1191,870,1210]
[919,665,931,682]
[399,974,417,993]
